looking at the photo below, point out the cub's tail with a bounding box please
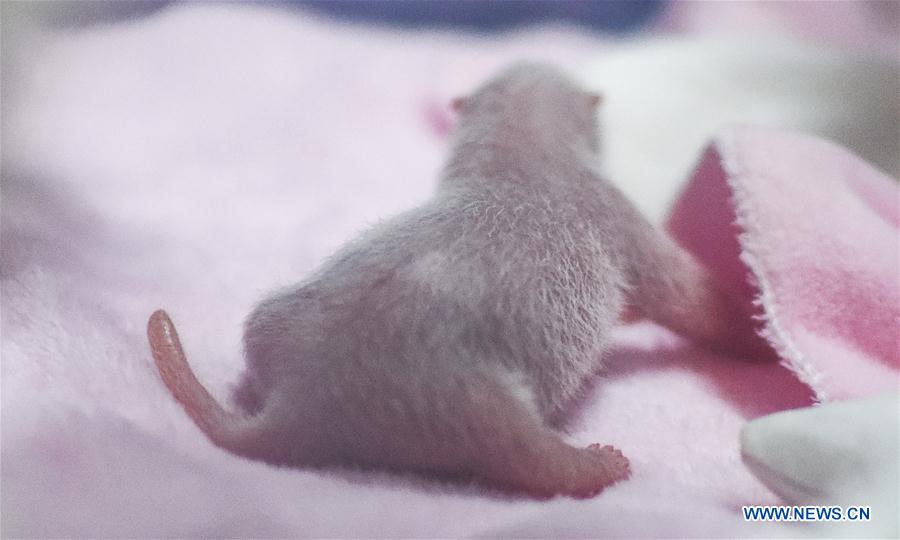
[147,310,257,455]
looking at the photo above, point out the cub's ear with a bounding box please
[587,93,603,108]
[450,96,468,113]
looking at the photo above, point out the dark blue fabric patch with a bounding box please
[294,0,666,33]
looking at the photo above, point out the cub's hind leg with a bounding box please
[331,370,631,498]
[461,377,630,498]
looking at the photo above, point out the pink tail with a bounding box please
[147,310,247,447]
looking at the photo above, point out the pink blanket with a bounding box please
[669,127,899,403]
[2,4,897,538]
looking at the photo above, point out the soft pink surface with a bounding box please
[2,3,896,538]
[668,128,900,402]
[659,0,899,56]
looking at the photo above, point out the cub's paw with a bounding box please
[586,443,631,483]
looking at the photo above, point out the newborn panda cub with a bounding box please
[149,62,749,498]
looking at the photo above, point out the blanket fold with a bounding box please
[668,126,900,402]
